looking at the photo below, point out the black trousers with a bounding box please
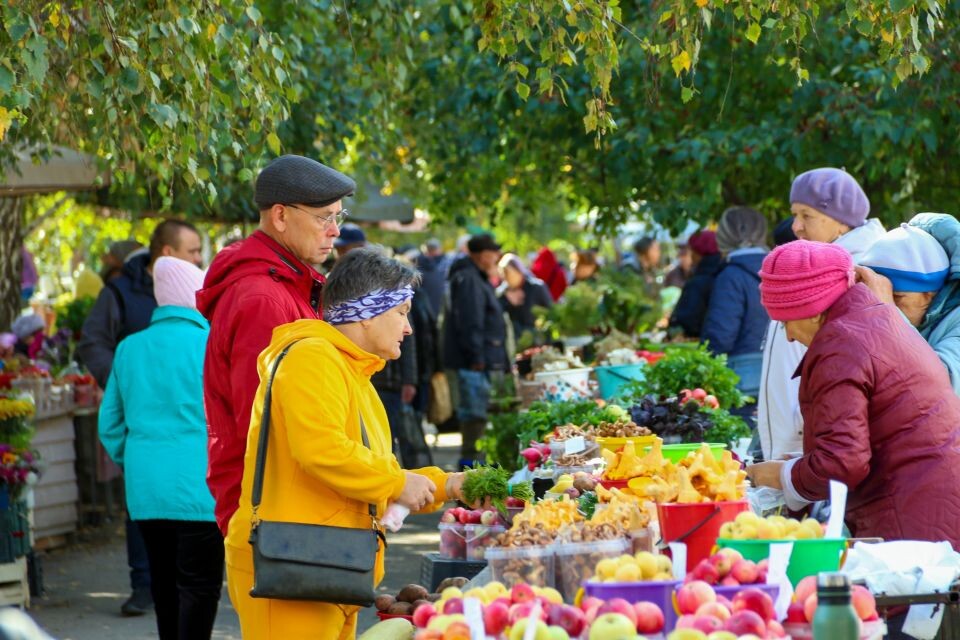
[137,520,225,640]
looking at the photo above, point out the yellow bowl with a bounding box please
[595,434,658,453]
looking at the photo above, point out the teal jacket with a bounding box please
[99,306,215,522]
[910,213,960,394]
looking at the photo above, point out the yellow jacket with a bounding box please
[225,319,450,585]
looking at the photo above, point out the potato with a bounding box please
[426,593,442,603]
[374,594,396,612]
[411,599,431,611]
[396,584,429,604]
[435,577,469,592]
[387,601,414,615]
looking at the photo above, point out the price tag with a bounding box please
[668,542,687,580]
[565,436,586,455]
[523,600,543,640]
[767,542,795,621]
[463,598,485,640]
[825,480,848,539]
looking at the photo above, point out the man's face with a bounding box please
[164,228,204,267]
[791,203,849,243]
[474,250,500,274]
[272,202,343,264]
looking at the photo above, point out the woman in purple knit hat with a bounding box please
[747,240,960,550]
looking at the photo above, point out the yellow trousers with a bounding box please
[226,548,360,640]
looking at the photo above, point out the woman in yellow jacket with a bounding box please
[226,247,471,639]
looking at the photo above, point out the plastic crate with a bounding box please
[419,552,487,593]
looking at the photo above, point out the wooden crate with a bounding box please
[0,557,29,608]
[31,412,79,543]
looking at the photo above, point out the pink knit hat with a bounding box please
[153,257,204,309]
[759,240,855,321]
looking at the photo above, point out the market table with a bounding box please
[876,584,960,640]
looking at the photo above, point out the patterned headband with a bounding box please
[325,286,414,326]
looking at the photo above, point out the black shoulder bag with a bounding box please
[248,341,385,605]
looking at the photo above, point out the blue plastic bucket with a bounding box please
[595,362,646,400]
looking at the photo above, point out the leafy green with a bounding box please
[541,271,661,339]
[621,344,747,410]
[703,407,752,448]
[461,465,533,511]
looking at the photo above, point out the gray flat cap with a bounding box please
[254,155,356,210]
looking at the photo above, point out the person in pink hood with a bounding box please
[747,240,960,548]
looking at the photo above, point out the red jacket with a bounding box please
[792,284,960,548]
[531,248,568,302]
[197,231,324,534]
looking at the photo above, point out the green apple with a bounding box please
[510,619,551,640]
[589,613,638,640]
[706,633,738,640]
[666,630,708,640]
[547,626,571,640]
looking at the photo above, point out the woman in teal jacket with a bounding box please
[99,257,222,640]
[858,213,960,394]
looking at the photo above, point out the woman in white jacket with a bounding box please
[756,168,886,461]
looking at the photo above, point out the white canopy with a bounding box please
[0,146,109,196]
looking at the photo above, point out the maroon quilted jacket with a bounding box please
[792,284,960,549]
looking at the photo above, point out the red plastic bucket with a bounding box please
[657,500,749,572]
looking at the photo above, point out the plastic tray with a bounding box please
[585,580,681,630]
[554,538,631,601]
[437,523,466,560]
[486,545,555,588]
[465,524,506,561]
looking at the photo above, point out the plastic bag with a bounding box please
[748,486,786,517]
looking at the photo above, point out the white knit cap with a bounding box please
[153,257,204,309]
[859,224,949,293]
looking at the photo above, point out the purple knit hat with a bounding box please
[789,168,870,229]
[759,240,855,321]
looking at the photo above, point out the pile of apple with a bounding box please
[678,388,720,410]
[412,581,667,639]
[719,512,825,541]
[439,508,507,559]
[785,575,878,627]
[686,548,769,587]
[592,551,675,583]
[669,581,787,639]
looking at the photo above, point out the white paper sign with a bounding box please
[668,542,688,580]
[767,542,795,621]
[565,436,586,455]
[826,480,849,539]
[463,598,485,640]
[524,600,543,640]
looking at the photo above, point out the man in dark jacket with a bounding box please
[669,231,724,338]
[197,155,354,538]
[443,234,506,467]
[77,218,202,616]
[416,239,450,316]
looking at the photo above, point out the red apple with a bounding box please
[677,580,717,615]
[804,594,818,622]
[692,388,708,400]
[732,587,776,622]
[511,583,536,604]
[757,559,770,573]
[579,596,603,612]
[724,610,767,636]
[720,576,740,587]
[547,604,586,636]
[480,510,499,526]
[675,614,698,629]
[710,553,735,578]
[412,602,437,628]
[851,585,877,621]
[443,597,464,615]
[731,559,760,585]
[691,615,724,633]
[465,510,483,525]
[767,620,787,638]
[794,576,817,606]
[717,596,734,610]
[491,596,512,610]
[696,601,732,621]
[785,601,807,624]
[704,395,720,409]
[633,601,665,633]
[584,603,603,626]
[693,558,721,585]
[597,598,638,627]
[483,601,509,635]
[717,548,744,563]
[509,602,536,626]
[440,509,457,524]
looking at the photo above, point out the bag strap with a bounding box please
[250,340,378,527]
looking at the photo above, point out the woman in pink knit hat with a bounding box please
[747,240,960,549]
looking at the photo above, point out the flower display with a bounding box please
[0,445,41,499]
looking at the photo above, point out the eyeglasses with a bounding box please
[287,204,349,228]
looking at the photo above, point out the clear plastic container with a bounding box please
[465,524,506,560]
[437,523,466,560]
[485,545,556,588]
[553,537,631,601]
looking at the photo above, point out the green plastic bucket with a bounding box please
[644,442,727,462]
[716,538,847,586]
[594,362,646,400]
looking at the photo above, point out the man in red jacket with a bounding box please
[197,155,355,535]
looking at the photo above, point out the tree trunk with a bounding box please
[0,197,25,331]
